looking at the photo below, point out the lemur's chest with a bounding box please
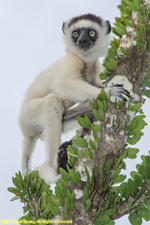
[81,62,97,85]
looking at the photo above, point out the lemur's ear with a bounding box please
[62,22,67,34]
[105,20,111,34]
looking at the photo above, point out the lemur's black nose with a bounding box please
[79,39,87,44]
[78,37,91,49]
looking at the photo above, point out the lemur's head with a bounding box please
[62,13,111,63]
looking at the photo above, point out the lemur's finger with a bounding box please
[119,94,127,102]
[112,84,123,88]
[119,88,131,98]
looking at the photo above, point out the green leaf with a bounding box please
[144,198,150,209]
[100,89,108,101]
[126,120,138,132]
[105,58,117,71]
[97,99,105,111]
[132,120,147,133]
[128,178,138,196]
[142,41,147,54]
[94,124,102,131]
[7,187,20,195]
[68,155,77,167]
[89,100,98,110]
[120,47,130,56]
[67,145,78,155]
[134,174,145,187]
[42,205,52,218]
[106,221,115,225]
[67,189,75,203]
[143,4,148,17]
[84,166,91,182]
[129,213,142,225]
[87,148,94,160]
[51,194,64,207]
[105,159,113,171]
[134,204,142,211]
[137,13,145,25]
[113,27,127,36]
[126,19,135,28]
[94,215,110,225]
[64,208,69,220]
[127,148,139,159]
[124,115,130,128]
[145,191,150,197]
[138,165,150,179]
[130,103,142,111]
[109,58,117,70]
[77,115,92,129]
[37,183,50,196]
[145,156,150,168]
[69,169,80,184]
[59,168,71,181]
[133,0,141,11]
[93,208,101,220]
[100,72,107,80]
[119,182,130,200]
[72,136,88,148]
[144,79,150,88]
[102,181,110,192]
[89,139,96,151]
[83,187,89,202]
[111,168,121,181]
[78,150,86,158]
[92,126,99,142]
[139,207,150,221]
[85,199,91,212]
[127,132,142,145]
[40,192,47,210]
[104,201,109,211]
[137,25,145,35]
[103,208,117,216]
[112,174,126,184]
[110,186,119,193]
[126,1,141,12]
[135,29,142,43]
[94,109,103,122]
[12,176,23,189]
[103,100,108,112]
[144,89,150,98]
[10,196,20,201]
[50,204,61,216]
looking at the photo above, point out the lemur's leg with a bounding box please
[22,136,37,174]
[42,94,64,170]
[20,93,64,183]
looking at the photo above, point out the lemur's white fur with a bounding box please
[19,14,129,184]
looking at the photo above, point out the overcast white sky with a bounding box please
[0,0,149,224]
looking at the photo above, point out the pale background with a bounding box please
[0,0,149,224]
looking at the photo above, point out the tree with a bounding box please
[8,0,150,224]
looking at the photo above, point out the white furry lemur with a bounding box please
[19,14,130,184]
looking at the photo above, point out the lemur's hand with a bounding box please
[105,84,131,101]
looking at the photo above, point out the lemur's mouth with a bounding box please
[80,45,90,51]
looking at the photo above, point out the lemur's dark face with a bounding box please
[72,28,98,51]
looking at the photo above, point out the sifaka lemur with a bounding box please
[19,14,130,184]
